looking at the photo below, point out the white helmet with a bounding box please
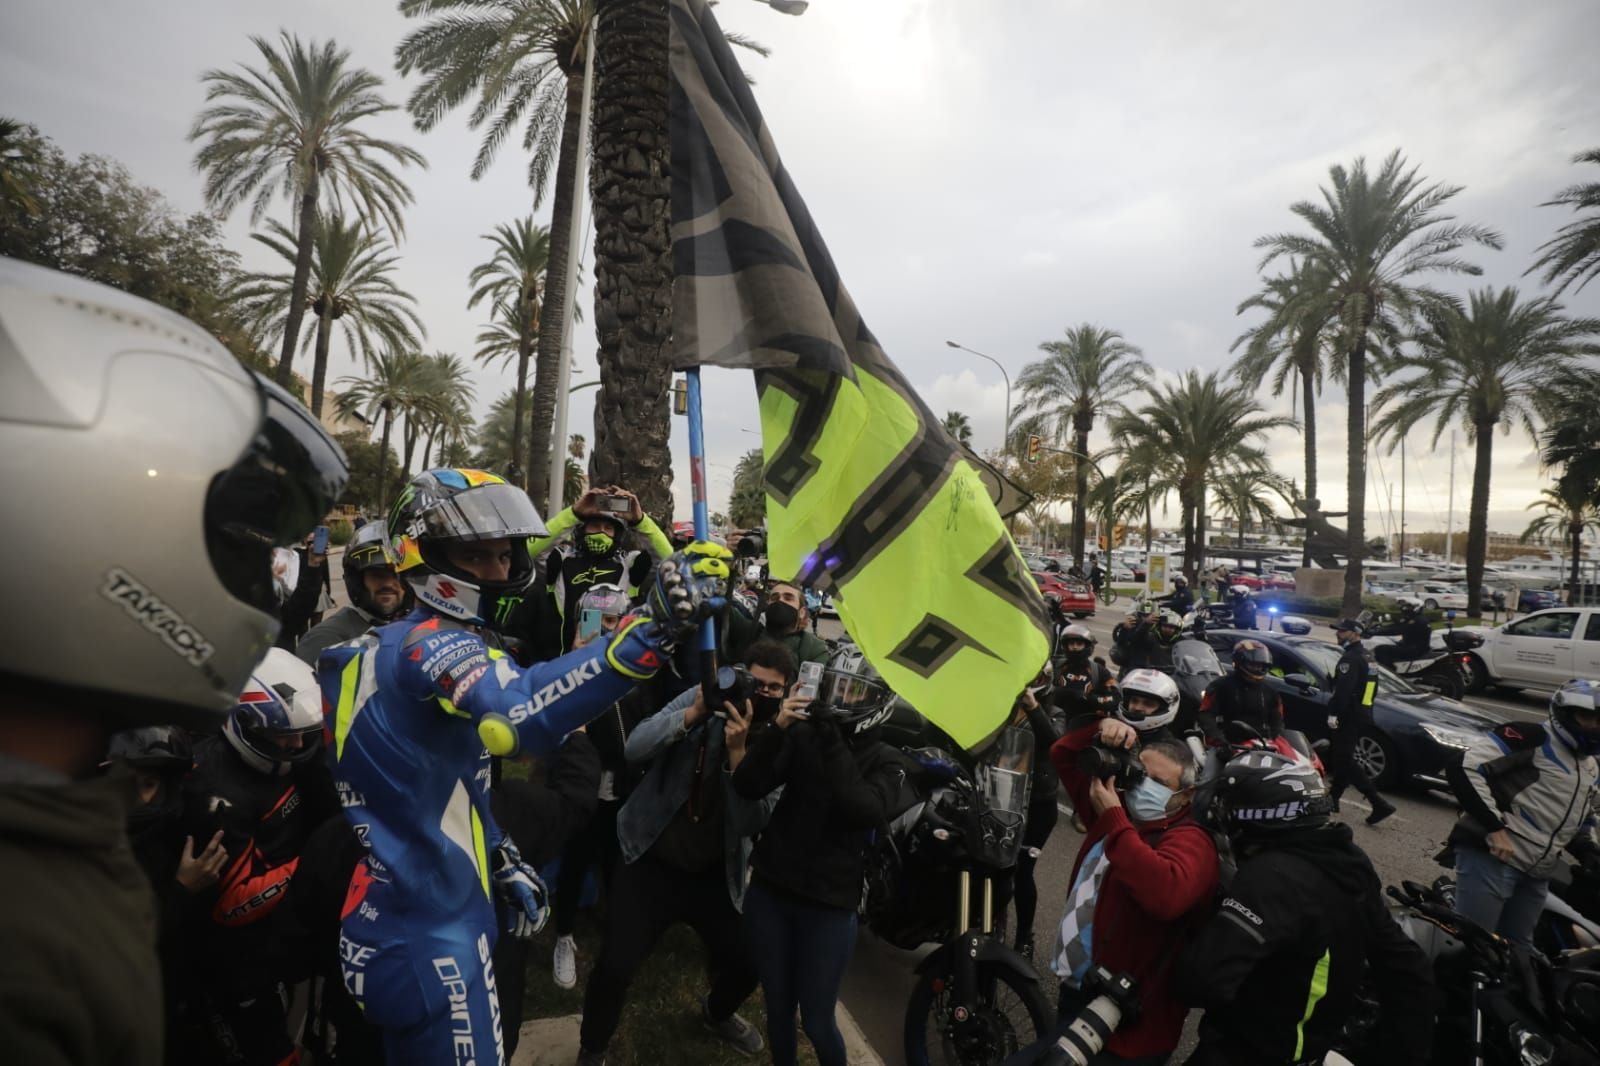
[1116,668,1180,732]
[223,648,325,776]
[0,259,347,727]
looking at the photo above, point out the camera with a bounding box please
[1041,966,1140,1066]
[1076,741,1146,790]
[709,664,756,710]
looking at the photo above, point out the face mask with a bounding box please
[762,601,799,635]
[1124,777,1178,822]
[750,694,783,723]
[583,532,615,555]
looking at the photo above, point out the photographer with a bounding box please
[1041,715,1219,1063]
[575,641,798,1064]
[732,645,914,1066]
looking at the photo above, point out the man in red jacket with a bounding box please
[1044,715,1220,1064]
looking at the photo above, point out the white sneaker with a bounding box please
[553,934,578,989]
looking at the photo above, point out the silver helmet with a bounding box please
[0,258,347,726]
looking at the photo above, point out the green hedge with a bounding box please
[327,518,354,547]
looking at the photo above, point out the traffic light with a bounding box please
[1026,434,1042,463]
[672,377,688,416]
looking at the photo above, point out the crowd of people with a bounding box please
[8,259,1600,1066]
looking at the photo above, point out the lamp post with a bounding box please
[944,340,1012,453]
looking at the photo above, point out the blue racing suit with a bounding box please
[317,607,666,1065]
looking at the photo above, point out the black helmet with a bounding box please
[1232,639,1271,681]
[104,725,193,773]
[389,468,546,626]
[1216,749,1332,838]
[817,643,896,737]
[342,520,413,621]
[1059,623,1095,662]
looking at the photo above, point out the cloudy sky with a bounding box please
[5,0,1599,536]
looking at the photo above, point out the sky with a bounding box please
[5,0,1599,537]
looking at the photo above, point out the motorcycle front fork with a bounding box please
[947,870,994,1023]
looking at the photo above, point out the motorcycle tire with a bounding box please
[903,960,1053,1066]
[1418,666,1466,701]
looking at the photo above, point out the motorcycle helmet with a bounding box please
[342,520,413,621]
[578,513,625,556]
[817,642,897,737]
[1550,679,1600,757]
[1172,575,1189,588]
[1059,623,1095,663]
[1215,748,1332,839]
[389,468,547,626]
[1156,608,1184,642]
[223,648,325,776]
[577,582,631,635]
[1229,584,1251,600]
[1232,639,1272,682]
[1116,668,1180,732]
[0,258,347,728]
[103,725,193,774]
[1397,597,1422,618]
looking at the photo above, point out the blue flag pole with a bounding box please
[684,369,719,670]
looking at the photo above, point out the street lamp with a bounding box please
[944,340,1012,453]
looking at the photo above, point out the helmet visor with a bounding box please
[345,522,395,571]
[818,667,892,713]
[205,376,349,613]
[416,482,549,542]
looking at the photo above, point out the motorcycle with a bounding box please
[1362,608,1482,701]
[866,707,1055,1066]
[1362,877,1600,1065]
[1162,637,1225,737]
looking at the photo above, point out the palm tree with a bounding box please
[1256,150,1503,613]
[405,353,477,474]
[1371,287,1600,617]
[1110,371,1294,580]
[1541,367,1600,494]
[941,410,973,446]
[1522,477,1600,602]
[232,214,424,415]
[468,217,552,487]
[729,447,765,528]
[1528,148,1600,296]
[1211,466,1295,546]
[1231,260,1337,564]
[191,33,424,389]
[1015,325,1150,567]
[335,350,430,513]
[471,391,521,474]
[0,118,42,228]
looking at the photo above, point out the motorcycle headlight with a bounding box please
[1420,724,1477,750]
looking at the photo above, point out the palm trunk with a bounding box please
[377,403,396,515]
[1571,523,1584,606]
[1341,336,1369,615]
[1072,421,1091,566]
[308,308,333,418]
[1195,482,1208,578]
[275,187,318,390]
[509,324,533,487]
[1300,358,1318,569]
[590,0,675,522]
[422,423,440,471]
[402,416,420,476]
[1465,422,1495,620]
[526,72,586,508]
[1144,479,1153,560]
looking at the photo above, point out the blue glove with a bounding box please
[645,544,731,643]
[491,840,548,940]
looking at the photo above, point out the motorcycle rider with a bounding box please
[1051,624,1118,728]
[1158,573,1194,616]
[1198,640,1283,746]
[1228,584,1257,631]
[1444,679,1600,945]
[0,259,346,1064]
[1369,598,1431,672]
[296,519,414,664]
[316,467,727,1064]
[1113,668,1183,745]
[182,647,340,1064]
[1176,749,1435,1066]
[1117,608,1185,676]
[1328,618,1397,826]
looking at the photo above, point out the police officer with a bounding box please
[1329,618,1396,825]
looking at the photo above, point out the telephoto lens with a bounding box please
[1038,967,1138,1066]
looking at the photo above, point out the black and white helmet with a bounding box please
[342,520,413,621]
[1551,679,1600,757]
[1116,668,1179,732]
[1216,749,1332,838]
[223,648,324,776]
[0,259,347,728]
[817,643,896,737]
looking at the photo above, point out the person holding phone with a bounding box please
[276,527,334,650]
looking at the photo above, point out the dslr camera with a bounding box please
[709,663,756,710]
[1076,740,1146,790]
[1040,966,1140,1066]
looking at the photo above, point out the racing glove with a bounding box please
[645,544,731,643]
[491,840,549,940]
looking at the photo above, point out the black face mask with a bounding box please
[750,694,784,723]
[763,601,800,635]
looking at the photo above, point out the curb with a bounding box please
[509,1004,886,1065]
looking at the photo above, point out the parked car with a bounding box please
[1518,588,1562,613]
[1456,607,1600,693]
[1406,581,1470,612]
[1203,629,1498,788]
[1032,570,1096,618]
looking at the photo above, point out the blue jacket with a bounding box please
[617,686,781,910]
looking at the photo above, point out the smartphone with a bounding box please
[597,494,631,515]
[794,660,824,702]
[312,525,330,555]
[576,607,605,644]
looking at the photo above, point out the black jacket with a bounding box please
[1330,641,1378,725]
[1176,823,1434,1065]
[1370,616,1431,653]
[1051,656,1118,728]
[731,720,911,910]
[277,548,331,650]
[1197,673,1283,745]
[1114,622,1179,675]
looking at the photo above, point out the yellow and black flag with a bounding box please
[669,0,1050,747]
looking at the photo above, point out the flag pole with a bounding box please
[685,368,718,673]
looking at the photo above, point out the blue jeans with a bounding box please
[1455,844,1549,946]
[743,879,858,1066]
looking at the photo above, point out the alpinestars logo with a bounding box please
[102,568,216,666]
